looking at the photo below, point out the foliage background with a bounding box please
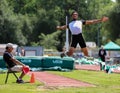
[0,0,120,51]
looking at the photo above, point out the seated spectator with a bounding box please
[3,43,30,83]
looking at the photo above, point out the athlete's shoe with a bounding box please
[60,52,67,58]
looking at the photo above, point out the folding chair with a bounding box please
[5,67,19,84]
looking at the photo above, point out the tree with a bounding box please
[83,0,112,46]
[6,0,37,14]
[38,31,61,50]
[0,0,27,45]
[0,0,116,50]
[105,0,120,44]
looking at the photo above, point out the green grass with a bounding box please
[0,70,120,93]
[0,72,43,93]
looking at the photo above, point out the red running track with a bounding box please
[28,64,120,87]
[75,64,100,71]
[28,71,94,87]
[75,64,120,73]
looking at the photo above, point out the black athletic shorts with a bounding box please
[71,33,86,48]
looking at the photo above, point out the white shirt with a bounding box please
[69,20,83,35]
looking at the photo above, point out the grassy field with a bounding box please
[0,70,120,93]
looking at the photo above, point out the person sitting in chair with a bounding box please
[3,43,30,83]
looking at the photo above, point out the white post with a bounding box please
[65,16,69,52]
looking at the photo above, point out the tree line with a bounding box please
[0,0,120,51]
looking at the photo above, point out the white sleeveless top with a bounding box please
[69,20,84,35]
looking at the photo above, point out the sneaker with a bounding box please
[16,79,24,83]
[60,52,67,58]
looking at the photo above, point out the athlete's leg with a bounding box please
[66,34,78,56]
[78,33,89,56]
[60,34,77,57]
[81,47,88,56]
[67,47,75,56]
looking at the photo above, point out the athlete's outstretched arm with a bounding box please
[56,25,67,30]
[85,16,109,25]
